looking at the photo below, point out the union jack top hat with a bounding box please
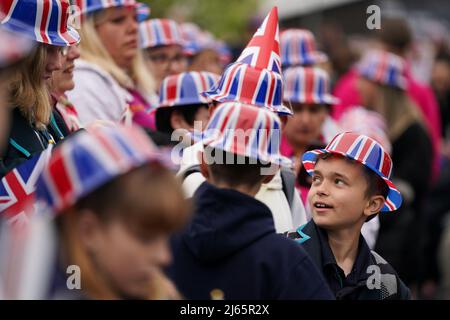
[139,19,184,49]
[283,66,339,105]
[203,7,292,116]
[191,102,290,167]
[280,29,327,67]
[36,125,167,214]
[356,50,407,90]
[1,0,80,46]
[302,131,402,212]
[72,0,137,16]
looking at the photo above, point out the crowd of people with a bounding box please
[0,0,449,300]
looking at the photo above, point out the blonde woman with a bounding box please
[0,0,79,176]
[68,0,156,129]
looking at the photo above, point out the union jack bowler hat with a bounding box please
[302,132,402,212]
[283,66,339,105]
[159,71,220,108]
[191,102,290,167]
[1,0,80,46]
[36,125,168,214]
[356,50,407,90]
[280,29,327,67]
[139,18,184,49]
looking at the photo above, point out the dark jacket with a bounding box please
[166,182,334,300]
[0,108,70,177]
[287,220,411,300]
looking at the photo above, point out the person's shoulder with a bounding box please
[369,250,412,300]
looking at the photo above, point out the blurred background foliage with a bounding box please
[142,0,261,46]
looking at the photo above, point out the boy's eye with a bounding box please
[312,175,322,183]
[335,179,346,186]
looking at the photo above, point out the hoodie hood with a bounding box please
[183,182,275,263]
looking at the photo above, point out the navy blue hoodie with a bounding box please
[167,182,334,300]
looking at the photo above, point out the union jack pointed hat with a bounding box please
[136,2,150,22]
[139,19,184,49]
[283,66,339,105]
[159,71,220,108]
[36,125,168,214]
[203,8,292,115]
[72,0,137,16]
[302,131,402,212]
[190,102,290,167]
[1,0,80,46]
[356,50,407,90]
[236,7,281,74]
[280,29,327,67]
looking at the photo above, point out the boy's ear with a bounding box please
[363,195,385,218]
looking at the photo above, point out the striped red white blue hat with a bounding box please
[203,8,292,115]
[356,50,407,90]
[280,29,327,67]
[180,22,231,65]
[136,2,150,22]
[159,71,220,108]
[283,66,339,105]
[235,7,281,74]
[1,0,80,46]
[203,63,291,115]
[302,131,402,212]
[190,102,290,167]
[72,0,137,16]
[139,19,184,49]
[36,125,167,214]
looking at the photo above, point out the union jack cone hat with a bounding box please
[280,29,327,67]
[302,131,402,212]
[159,71,220,108]
[139,18,184,49]
[283,66,339,105]
[203,7,292,116]
[356,49,407,90]
[191,102,290,167]
[1,0,80,46]
[36,125,168,214]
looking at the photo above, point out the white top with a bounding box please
[67,59,132,126]
[177,142,308,233]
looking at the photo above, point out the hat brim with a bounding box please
[202,90,294,116]
[189,130,292,168]
[283,94,340,106]
[282,51,328,67]
[302,149,402,212]
[1,20,80,46]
